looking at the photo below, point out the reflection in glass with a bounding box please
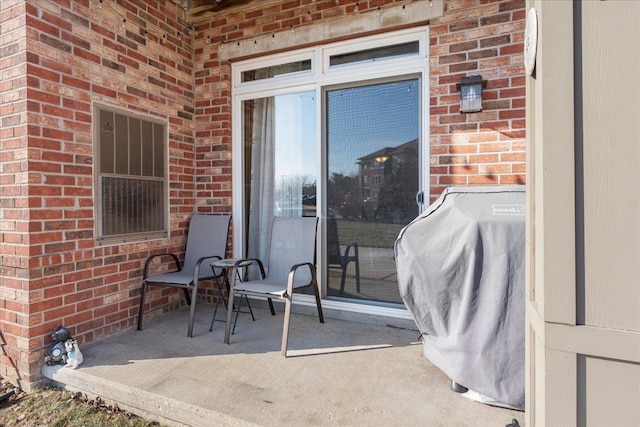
[241,59,311,83]
[329,41,419,68]
[326,79,420,305]
[243,92,317,264]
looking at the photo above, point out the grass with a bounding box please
[335,218,405,248]
[0,378,164,427]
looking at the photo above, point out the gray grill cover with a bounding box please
[395,186,525,409]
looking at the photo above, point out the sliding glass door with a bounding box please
[233,28,429,314]
[325,78,420,305]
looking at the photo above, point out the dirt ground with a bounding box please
[0,375,164,427]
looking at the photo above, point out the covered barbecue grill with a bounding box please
[395,185,525,410]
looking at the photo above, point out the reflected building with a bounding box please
[357,139,418,202]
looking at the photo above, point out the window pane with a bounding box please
[241,59,311,83]
[329,41,419,68]
[141,121,154,177]
[101,177,165,237]
[99,110,114,173]
[153,123,164,177]
[243,91,317,263]
[326,78,420,305]
[129,118,142,176]
[115,113,129,175]
[96,106,167,241]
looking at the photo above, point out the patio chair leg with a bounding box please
[232,292,243,334]
[281,296,293,357]
[220,283,229,309]
[224,289,235,344]
[267,298,276,315]
[244,295,255,321]
[313,279,324,323]
[209,284,225,331]
[187,284,197,338]
[183,288,191,305]
[210,280,232,331]
[137,282,147,330]
[355,259,361,293]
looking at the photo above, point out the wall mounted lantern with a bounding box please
[456,75,487,113]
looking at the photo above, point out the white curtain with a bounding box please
[276,94,305,218]
[247,97,275,262]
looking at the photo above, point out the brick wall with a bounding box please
[0,0,198,386]
[0,0,525,387]
[429,0,526,199]
[0,0,31,386]
[193,0,525,206]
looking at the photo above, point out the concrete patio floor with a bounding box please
[43,304,524,427]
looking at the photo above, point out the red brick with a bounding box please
[28,89,60,105]
[25,15,60,38]
[439,175,468,185]
[62,75,91,90]
[500,87,524,98]
[500,43,523,55]
[73,47,100,64]
[500,174,526,184]
[439,52,467,65]
[479,142,511,152]
[501,152,526,162]
[28,65,60,82]
[500,129,526,139]
[42,104,73,119]
[499,109,525,119]
[451,164,478,174]
[61,98,90,112]
[469,174,499,184]
[480,34,511,48]
[500,0,525,13]
[41,11,72,32]
[42,128,73,141]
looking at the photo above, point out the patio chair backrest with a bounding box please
[183,214,231,279]
[266,216,318,287]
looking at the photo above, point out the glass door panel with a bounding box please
[242,91,317,263]
[325,78,420,305]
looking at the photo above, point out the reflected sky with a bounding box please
[273,79,420,179]
[274,92,317,181]
[327,79,419,176]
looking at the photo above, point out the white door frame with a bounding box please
[231,28,430,321]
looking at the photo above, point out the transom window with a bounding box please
[329,41,420,67]
[241,59,312,82]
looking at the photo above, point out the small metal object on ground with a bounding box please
[451,381,469,393]
[0,388,17,403]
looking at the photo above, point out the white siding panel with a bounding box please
[582,0,640,331]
